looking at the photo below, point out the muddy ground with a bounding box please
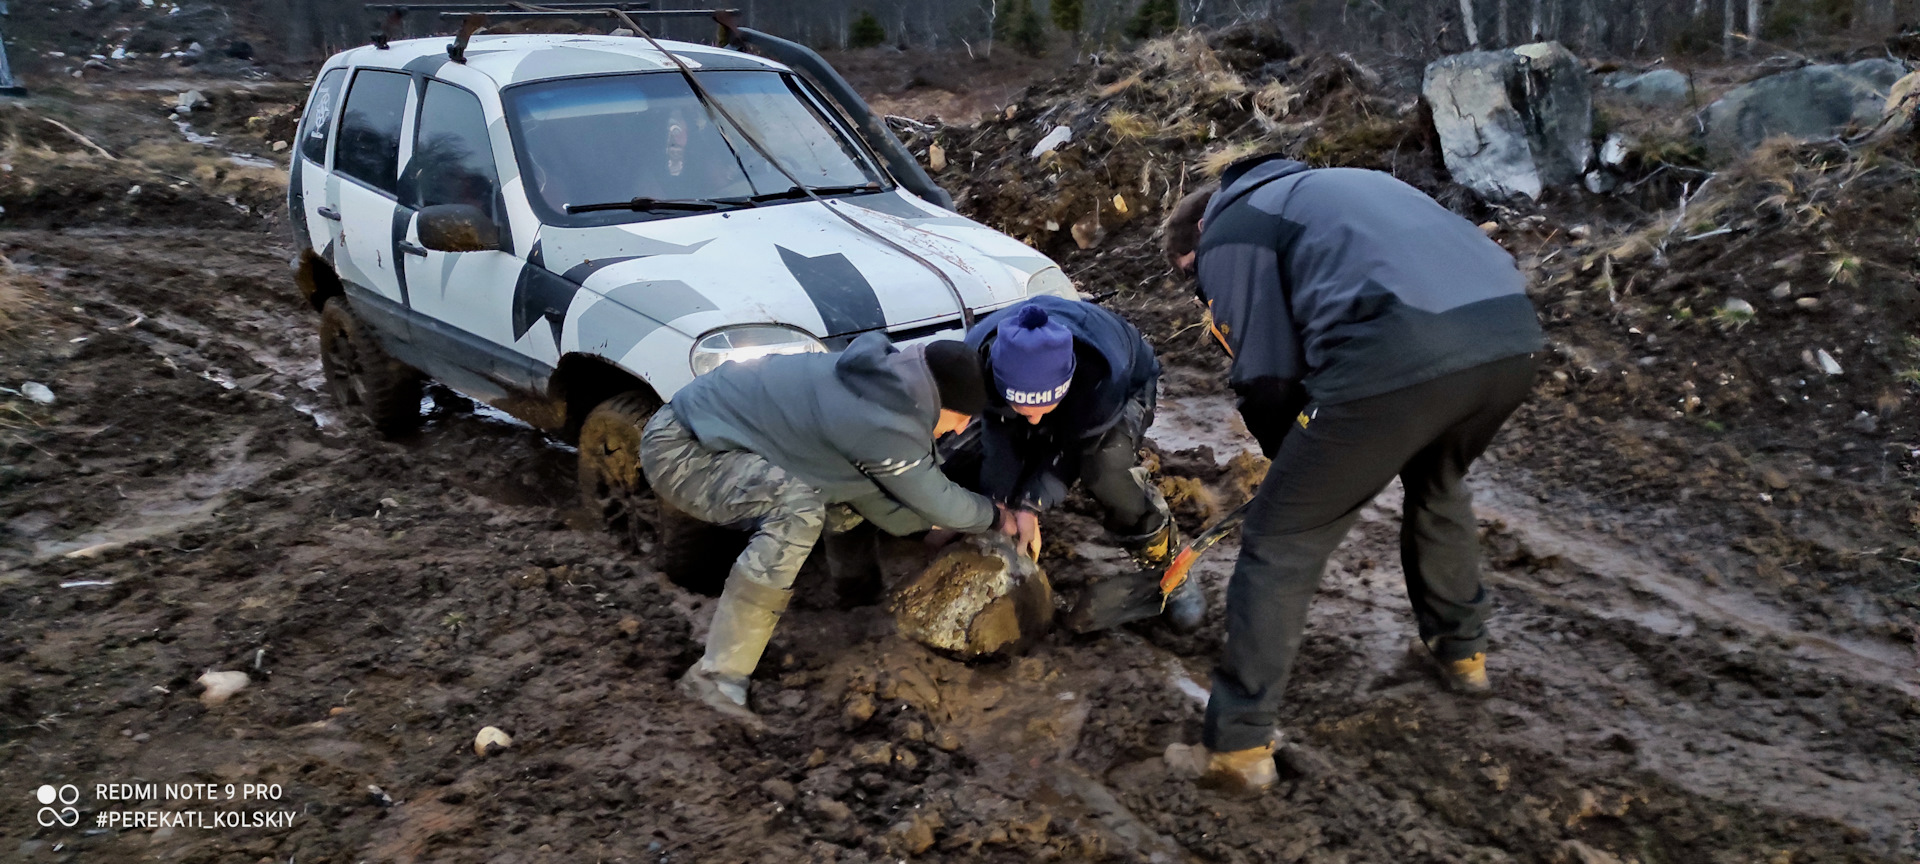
[3,39,1920,864]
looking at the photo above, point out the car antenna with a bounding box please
[507,2,977,330]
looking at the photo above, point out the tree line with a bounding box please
[268,0,1915,63]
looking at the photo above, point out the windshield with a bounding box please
[505,70,885,225]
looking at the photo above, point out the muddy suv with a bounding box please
[288,29,1076,547]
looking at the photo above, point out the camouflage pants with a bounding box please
[639,406,825,592]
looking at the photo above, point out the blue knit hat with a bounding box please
[993,304,1075,408]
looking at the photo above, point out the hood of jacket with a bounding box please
[1203,155,1311,227]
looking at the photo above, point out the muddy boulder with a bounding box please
[1422,42,1593,200]
[891,535,1052,657]
[1703,59,1908,153]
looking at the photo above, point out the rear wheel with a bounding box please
[318,298,422,436]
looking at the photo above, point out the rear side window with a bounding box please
[402,80,502,223]
[335,69,412,195]
[299,68,346,165]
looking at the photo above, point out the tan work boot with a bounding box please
[1201,742,1278,794]
[1441,652,1491,694]
[680,574,792,725]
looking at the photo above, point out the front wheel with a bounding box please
[577,390,661,552]
[318,297,422,436]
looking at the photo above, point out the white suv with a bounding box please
[289,28,1074,546]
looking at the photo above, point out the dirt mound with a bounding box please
[896,25,1915,674]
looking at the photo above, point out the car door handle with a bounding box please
[316,206,341,221]
[398,240,429,257]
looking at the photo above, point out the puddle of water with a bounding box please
[1475,483,1920,699]
[33,431,270,561]
[1147,394,1257,465]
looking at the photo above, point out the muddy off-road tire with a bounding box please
[654,501,748,596]
[577,391,746,595]
[318,298,422,436]
[578,391,662,552]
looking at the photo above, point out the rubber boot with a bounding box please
[680,574,792,724]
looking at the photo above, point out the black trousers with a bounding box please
[1203,354,1537,752]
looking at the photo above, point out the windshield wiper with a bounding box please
[564,197,726,215]
[745,183,882,203]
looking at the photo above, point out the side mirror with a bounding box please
[417,203,500,253]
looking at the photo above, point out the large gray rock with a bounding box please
[1423,42,1594,200]
[1704,59,1908,152]
[1605,68,1690,105]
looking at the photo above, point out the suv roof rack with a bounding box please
[365,3,735,56]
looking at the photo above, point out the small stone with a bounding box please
[1478,221,1500,235]
[850,741,893,765]
[271,140,289,152]
[1757,466,1790,490]
[805,797,853,822]
[1795,296,1820,309]
[894,749,919,771]
[842,692,875,726]
[473,725,512,756]
[758,778,796,804]
[930,728,961,752]
[20,382,54,404]
[1771,281,1793,298]
[1850,411,1878,434]
[1163,743,1209,779]
[616,617,641,640]
[902,720,925,742]
[889,816,937,854]
[1814,349,1843,376]
[197,671,249,707]
[927,143,946,172]
[805,747,828,768]
[1721,297,1755,316]
[1568,224,1590,239]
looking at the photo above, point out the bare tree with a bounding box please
[1460,0,1481,47]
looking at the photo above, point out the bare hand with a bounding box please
[1014,509,1041,560]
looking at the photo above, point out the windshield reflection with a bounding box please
[506,70,885,225]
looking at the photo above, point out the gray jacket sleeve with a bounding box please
[847,435,997,535]
[847,460,996,535]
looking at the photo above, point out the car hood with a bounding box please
[541,190,1055,342]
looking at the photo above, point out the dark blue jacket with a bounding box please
[1196,155,1543,453]
[964,296,1160,510]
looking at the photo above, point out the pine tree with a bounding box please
[1052,0,1084,46]
[1009,0,1048,55]
[849,11,887,48]
[1124,0,1180,39]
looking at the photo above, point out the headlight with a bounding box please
[689,325,827,377]
[1024,265,1080,299]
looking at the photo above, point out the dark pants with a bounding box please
[1203,354,1536,752]
[941,387,1159,535]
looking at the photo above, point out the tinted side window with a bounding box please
[299,68,346,165]
[335,69,412,195]
[402,81,501,222]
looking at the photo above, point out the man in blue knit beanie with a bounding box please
[959,297,1202,632]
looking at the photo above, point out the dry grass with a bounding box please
[1199,141,1267,176]
[1104,109,1158,140]
[0,264,40,334]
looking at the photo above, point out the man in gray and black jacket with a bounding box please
[641,333,1016,722]
[1164,154,1543,792]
